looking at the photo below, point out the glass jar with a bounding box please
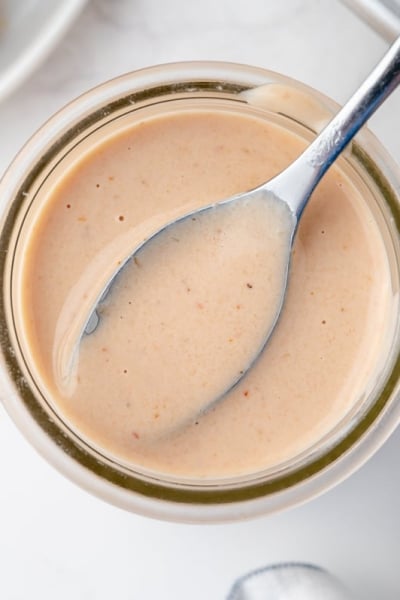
[0,62,399,523]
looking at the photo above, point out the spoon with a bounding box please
[57,38,400,430]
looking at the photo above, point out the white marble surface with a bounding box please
[1,1,400,598]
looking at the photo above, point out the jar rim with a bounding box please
[1,61,400,522]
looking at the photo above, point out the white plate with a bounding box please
[0,0,87,102]
[342,0,400,40]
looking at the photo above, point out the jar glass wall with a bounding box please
[0,62,399,522]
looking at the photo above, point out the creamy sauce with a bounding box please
[20,109,392,478]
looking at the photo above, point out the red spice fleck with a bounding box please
[66,204,71,209]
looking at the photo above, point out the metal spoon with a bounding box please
[58,38,400,426]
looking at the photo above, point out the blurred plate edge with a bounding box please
[0,0,88,103]
[341,0,400,41]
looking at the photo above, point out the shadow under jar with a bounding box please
[0,62,400,523]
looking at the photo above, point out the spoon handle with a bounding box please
[266,36,400,218]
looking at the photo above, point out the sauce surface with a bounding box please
[20,109,392,478]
